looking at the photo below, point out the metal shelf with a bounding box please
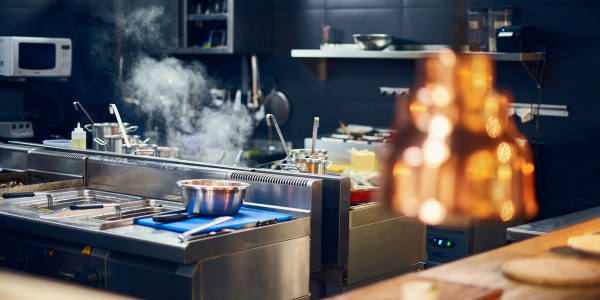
[291,48,545,84]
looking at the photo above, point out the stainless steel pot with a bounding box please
[93,135,145,153]
[290,148,328,160]
[156,147,180,159]
[283,157,332,175]
[84,122,138,150]
[122,143,157,156]
[177,179,250,215]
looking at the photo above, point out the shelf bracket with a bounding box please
[520,52,546,88]
[299,57,328,81]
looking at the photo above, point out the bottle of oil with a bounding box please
[71,122,86,149]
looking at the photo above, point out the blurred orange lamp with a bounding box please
[379,49,538,225]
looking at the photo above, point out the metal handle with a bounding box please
[73,101,95,124]
[93,138,107,146]
[109,104,131,147]
[279,163,305,173]
[266,114,292,163]
[83,124,93,132]
[178,216,233,242]
[125,125,139,132]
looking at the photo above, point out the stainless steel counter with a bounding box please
[507,205,600,242]
[0,143,321,299]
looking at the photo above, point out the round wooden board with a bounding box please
[502,257,600,286]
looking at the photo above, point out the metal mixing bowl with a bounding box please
[353,34,393,50]
[177,179,250,215]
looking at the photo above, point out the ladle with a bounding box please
[73,101,95,125]
[109,104,131,147]
[266,114,292,163]
[311,117,319,154]
[215,151,226,164]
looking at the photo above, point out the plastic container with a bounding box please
[71,122,87,149]
[42,140,72,148]
[467,8,489,51]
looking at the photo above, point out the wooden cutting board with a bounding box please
[502,256,600,286]
[329,275,502,300]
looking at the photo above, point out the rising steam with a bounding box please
[118,6,254,165]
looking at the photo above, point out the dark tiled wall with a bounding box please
[2,0,600,221]
[261,0,600,221]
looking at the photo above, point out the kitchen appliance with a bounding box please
[425,216,510,267]
[0,121,33,138]
[496,25,537,53]
[0,36,72,78]
[0,143,321,299]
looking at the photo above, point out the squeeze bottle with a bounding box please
[71,122,87,149]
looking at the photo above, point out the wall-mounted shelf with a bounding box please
[290,48,545,85]
[176,0,271,55]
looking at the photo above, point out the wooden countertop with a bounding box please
[328,216,600,300]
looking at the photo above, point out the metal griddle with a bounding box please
[0,170,83,195]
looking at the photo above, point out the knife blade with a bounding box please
[178,216,233,242]
[183,218,279,242]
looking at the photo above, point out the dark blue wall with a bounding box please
[1,0,600,221]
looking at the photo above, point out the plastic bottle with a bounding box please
[71,122,87,149]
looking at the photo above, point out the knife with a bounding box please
[182,218,279,242]
[178,216,233,242]
[233,218,278,230]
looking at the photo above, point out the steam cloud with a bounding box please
[118,6,254,165]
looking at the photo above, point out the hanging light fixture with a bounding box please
[379,49,538,225]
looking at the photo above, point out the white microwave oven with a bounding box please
[0,36,72,78]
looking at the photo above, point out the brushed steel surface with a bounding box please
[347,213,426,285]
[201,236,310,300]
[27,149,87,177]
[0,143,32,170]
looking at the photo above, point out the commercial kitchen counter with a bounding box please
[328,216,600,300]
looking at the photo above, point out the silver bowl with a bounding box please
[177,179,250,215]
[353,34,393,50]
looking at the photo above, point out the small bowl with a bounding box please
[353,34,393,50]
[177,179,250,215]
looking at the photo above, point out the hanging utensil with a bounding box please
[311,117,319,154]
[263,82,290,126]
[73,101,95,125]
[266,114,292,163]
[109,104,131,147]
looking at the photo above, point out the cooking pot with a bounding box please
[93,135,146,152]
[156,147,180,159]
[84,122,138,150]
[290,148,328,160]
[282,157,332,175]
[177,179,250,215]
[122,143,157,156]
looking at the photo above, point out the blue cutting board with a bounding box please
[135,207,292,234]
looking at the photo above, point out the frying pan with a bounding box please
[263,84,290,126]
